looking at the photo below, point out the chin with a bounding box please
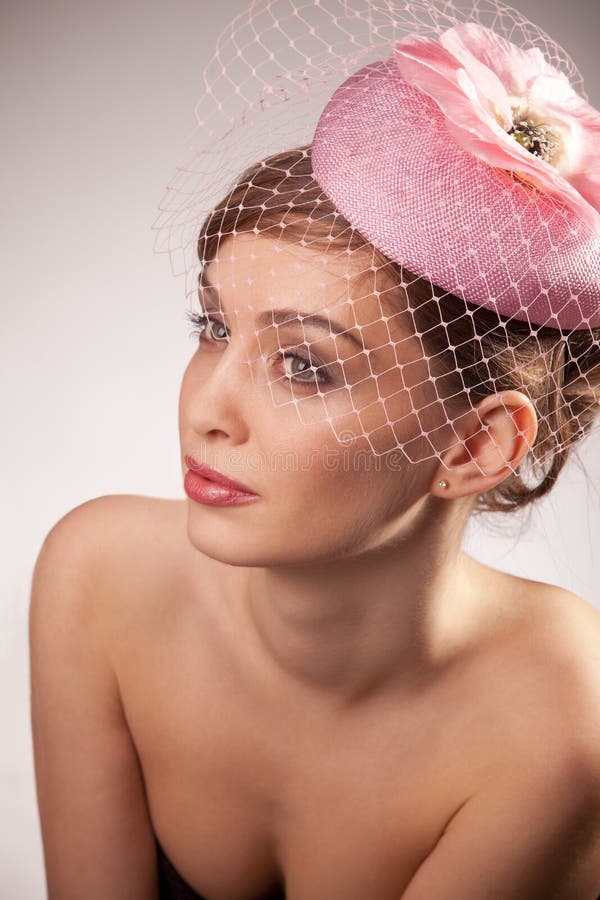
[184,515,333,568]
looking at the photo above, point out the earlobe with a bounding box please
[430,391,538,498]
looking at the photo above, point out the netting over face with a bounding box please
[153,0,600,513]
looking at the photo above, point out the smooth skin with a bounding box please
[29,234,600,899]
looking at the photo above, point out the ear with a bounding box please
[429,390,538,499]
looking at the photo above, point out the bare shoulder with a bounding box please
[516,575,600,691]
[41,492,181,582]
[38,493,193,645]
[44,493,185,549]
[409,579,600,900]
[531,581,600,764]
[482,570,600,775]
[30,495,180,896]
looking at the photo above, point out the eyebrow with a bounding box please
[198,269,365,351]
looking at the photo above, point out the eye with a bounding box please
[185,310,230,342]
[184,310,333,388]
[206,317,230,341]
[278,351,332,386]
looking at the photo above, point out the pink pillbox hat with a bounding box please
[312,55,600,329]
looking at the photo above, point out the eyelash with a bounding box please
[184,310,333,387]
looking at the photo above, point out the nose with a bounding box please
[183,341,257,444]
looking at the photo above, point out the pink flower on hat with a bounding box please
[393,22,600,236]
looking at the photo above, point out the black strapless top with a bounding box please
[157,837,205,899]
[156,837,286,899]
[156,835,600,899]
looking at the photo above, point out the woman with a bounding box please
[29,1,600,898]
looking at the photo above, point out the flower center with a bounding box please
[507,116,562,164]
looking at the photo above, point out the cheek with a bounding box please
[178,364,194,424]
[270,430,381,505]
[303,442,426,518]
[178,352,209,410]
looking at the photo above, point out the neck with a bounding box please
[233,495,480,709]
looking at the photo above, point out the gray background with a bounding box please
[2,0,599,894]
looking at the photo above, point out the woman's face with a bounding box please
[179,232,450,566]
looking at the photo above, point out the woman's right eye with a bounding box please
[185,310,230,342]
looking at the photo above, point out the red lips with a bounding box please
[184,454,258,495]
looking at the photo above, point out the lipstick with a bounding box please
[184,455,260,506]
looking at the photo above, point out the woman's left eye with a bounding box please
[278,351,332,386]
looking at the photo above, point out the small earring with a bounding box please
[438,480,449,489]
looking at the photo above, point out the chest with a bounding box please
[114,620,497,900]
